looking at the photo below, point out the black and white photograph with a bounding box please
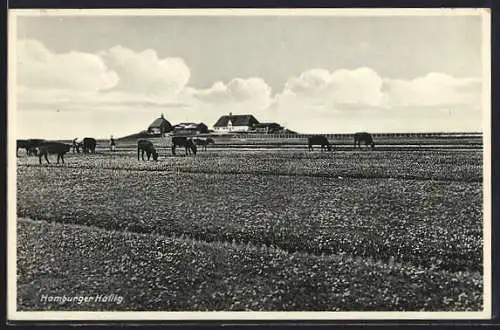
[8,8,491,320]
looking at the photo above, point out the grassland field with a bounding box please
[16,136,484,311]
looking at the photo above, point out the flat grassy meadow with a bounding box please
[15,142,484,311]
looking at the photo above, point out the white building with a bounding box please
[213,113,259,133]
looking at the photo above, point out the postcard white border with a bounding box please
[7,7,492,321]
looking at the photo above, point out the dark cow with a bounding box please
[17,139,45,157]
[172,136,197,156]
[193,137,215,151]
[137,139,159,161]
[37,142,71,164]
[354,132,375,149]
[82,137,97,154]
[17,140,34,157]
[308,135,332,152]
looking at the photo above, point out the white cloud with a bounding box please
[191,81,230,103]
[266,67,389,132]
[328,67,388,107]
[227,77,271,104]
[278,68,481,112]
[14,39,483,137]
[283,67,388,108]
[17,39,118,92]
[15,40,198,138]
[16,40,193,107]
[99,45,190,98]
[268,68,482,133]
[193,77,271,108]
[384,72,481,108]
[285,69,331,97]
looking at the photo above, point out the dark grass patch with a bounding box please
[17,218,483,312]
[17,149,483,182]
[17,163,482,272]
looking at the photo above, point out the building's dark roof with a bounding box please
[174,122,205,129]
[148,114,172,131]
[174,122,209,133]
[214,115,259,127]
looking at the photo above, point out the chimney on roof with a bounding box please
[161,113,164,119]
[229,112,232,116]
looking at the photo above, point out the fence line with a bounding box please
[117,131,482,145]
[122,132,481,147]
[180,132,483,140]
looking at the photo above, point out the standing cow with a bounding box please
[16,139,45,157]
[137,139,159,161]
[82,137,97,154]
[193,137,215,151]
[172,136,197,156]
[354,132,375,149]
[37,142,71,164]
[308,135,332,152]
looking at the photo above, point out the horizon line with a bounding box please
[16,130,484,141]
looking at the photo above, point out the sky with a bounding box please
[12,10,487,139]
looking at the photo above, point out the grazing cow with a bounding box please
[172,136,197,156]
[37,142,71,164]
[17,139,45,157]
[354,132,375,149]
[82,137,97,154]
[17,139,32,157]
[193,137,215,151]
[137,139,159,161]
[308,135,332,152]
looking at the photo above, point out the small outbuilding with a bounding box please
[253,122,283,134]
[173,122,209,135]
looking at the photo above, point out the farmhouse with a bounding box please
[148,114,173,135]
[173,122,209,135]
[213,113,260,133]
[253,122,284,134]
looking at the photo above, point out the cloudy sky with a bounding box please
[12,10,487,139]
